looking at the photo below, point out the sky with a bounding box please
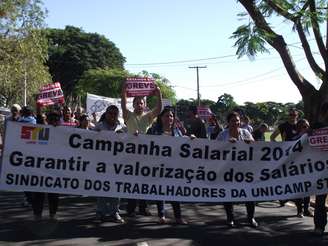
[42,0,323,105]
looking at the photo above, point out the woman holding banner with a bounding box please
[32,111,61,221]
[216,111,258,228]
[94,105,127,223]
[147,106,188,224]
[292,119,313,218]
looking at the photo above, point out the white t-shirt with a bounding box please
[216,128,254,141]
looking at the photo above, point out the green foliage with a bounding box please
[46,26,126,99]
[76,69,177,110]
[234,0,328,59]
[216,93,238,119]
[176,99,196,121]
[0,0,50,107]
[231,23,271,59]
[234,0,328,123]
[140,72,177,109]
[76,68,129,104]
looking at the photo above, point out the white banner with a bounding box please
[1,121,328,202]
[86,93,133,122]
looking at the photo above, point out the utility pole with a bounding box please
[189,66,206,106]
[23,66,27,106]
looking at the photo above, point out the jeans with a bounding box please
[314,194,327,230]
[32,192,59,215]
[127,199,148,214]
[157,201,181,219]
[224,202,255,221]
[294,196,310,213]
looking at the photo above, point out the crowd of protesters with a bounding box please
[0,85,328,236]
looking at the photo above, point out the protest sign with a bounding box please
[161,99,172,110]
[309,127,328,151]
[37,82,65,106]
[126,77,155,97]
[1,121,328,202]
[197,106,212,121]
[86,93,133,122]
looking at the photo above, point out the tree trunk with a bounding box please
[303,85,328,126]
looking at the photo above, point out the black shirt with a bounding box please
[184,117,207,139]
[252,129,265,141]
[278,121,298,141]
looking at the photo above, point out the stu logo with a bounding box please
[21,126,50,144]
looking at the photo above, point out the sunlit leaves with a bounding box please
[231,23,270,59]
[0,0,50,107]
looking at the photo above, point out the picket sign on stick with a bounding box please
[1,121,328,202]
[126,77,155,97]
[197,106,212,121]
[37,82,65,107]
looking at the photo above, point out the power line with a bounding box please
[125,39,318,67]
[199,57,306,88]
[126,55,236,66]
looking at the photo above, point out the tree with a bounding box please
[176,99,195,121]
[76,69,177,109]
[216,93,238,119]
[233,0,328,125]
[0,0,50,107]
[138,71,177,109]
[76,68,129,105]
[46,26,125,100]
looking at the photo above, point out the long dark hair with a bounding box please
[155,106,175,131]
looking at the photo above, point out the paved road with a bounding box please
[0,191,327,246]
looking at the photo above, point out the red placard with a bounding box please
[308,127,328,151]
[37,82,65,107]
[197,106,212,121]
[126,77,155,97]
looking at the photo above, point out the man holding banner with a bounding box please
[121,78,162,217]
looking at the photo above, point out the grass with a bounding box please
[264,132,282,142]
